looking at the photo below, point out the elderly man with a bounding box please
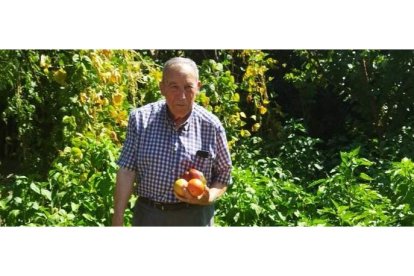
[112,57,232,226]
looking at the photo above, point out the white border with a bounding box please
[1,227,413,275]
[1,0,413,49]
[1,1,414,275]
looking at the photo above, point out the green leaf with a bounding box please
[31,202,39,210]
[41,189,52,201]
[71,202,79,212]
[277,211,286,221]
[82,213,95,221]
[233,212,240,223]
[359,158,374,167]
[350,147,360,156]
[72,54,80,62]
[0,199,8,210]
[30,182,41,194]
[314,164,323,170]
[67,213,75,220]
[59,209,67,216]
[359,173,373,181]
[250,203,262,215]
[309,178,326,188]
[10,209,20,217]
[14,197,23,204]
[71,147,83,159]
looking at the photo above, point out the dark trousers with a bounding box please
[133,199,215,226]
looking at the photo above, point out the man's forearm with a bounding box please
[112,168,136,226]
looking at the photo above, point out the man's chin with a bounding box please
[174,106,190,113]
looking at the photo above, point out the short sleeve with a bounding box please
[116,110,138,171]
[212,124,232,185]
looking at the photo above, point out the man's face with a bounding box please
[160,64,200,121]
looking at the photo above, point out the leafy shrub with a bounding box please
[260,118,326,185]
[0,134,136,226]
[215,147,414,226]
[309,148,412,226]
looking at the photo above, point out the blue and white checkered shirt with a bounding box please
[117,100,232,203]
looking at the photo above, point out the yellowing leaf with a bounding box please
[151,69,162,82]
[118,110,127,120]
[40,55,51,68]
[252,123,261,132]
[110,110,118,119]
[240,129,251,137]
[231,93,240,102]
[53,68,67,86]
[259,106,267,115]
[101,49,112,57]
[91,53,104,70]
[198,92,210,107]
[95,96,105,106]
[80,93,88,104]
[99,72,111,83]
[112,93,123,106]
[110,70,121,84]
[239,112,247,118]
[109,131,119,142]
[71,147,83,160]
[227,140,235,150]
[229,114,240,125]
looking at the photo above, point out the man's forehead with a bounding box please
[164,65,198,81]
[165,63,194,73]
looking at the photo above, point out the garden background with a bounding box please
[1,49,414,226]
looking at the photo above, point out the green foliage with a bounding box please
[283,50,414,139]
[216,146,413,227]
[386,158,414,211]
[2,50,414,226]
[276,118,324,183]
[311,148,398,226]
[199,58,241,142]
[0,134,136,226]
[0,50,160,175]
[197,50,280,147]
[216,165,314,226]
[0,50,155,225]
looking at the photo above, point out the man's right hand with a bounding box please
[112,168,136,227]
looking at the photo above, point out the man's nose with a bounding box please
[178,88,186,99]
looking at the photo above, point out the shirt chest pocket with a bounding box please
[191,152,215,181]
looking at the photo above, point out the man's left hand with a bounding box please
[174,186,212,205]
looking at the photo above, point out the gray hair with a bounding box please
[162,57,199,81]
